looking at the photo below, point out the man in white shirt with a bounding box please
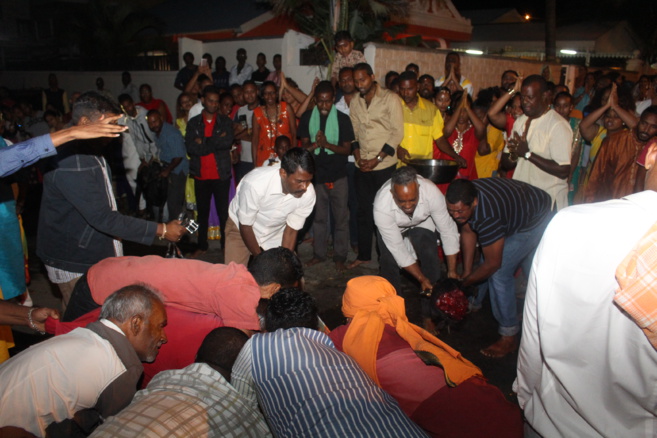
[0,285,167,437]
[225,147,316,266]
[374,166,459,293]
[229,48,254,86]
[503,75,572,210]
[516,140,657,437]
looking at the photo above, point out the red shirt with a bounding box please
[197,113,220,180]
[87,256,262,330]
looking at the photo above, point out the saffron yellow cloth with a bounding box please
[341,276,482,387]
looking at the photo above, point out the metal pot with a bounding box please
[407,159,459,184]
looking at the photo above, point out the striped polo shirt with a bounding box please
[470,178,551,247]
[242,328,428,438]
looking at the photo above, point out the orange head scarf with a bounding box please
[341,275,482,387]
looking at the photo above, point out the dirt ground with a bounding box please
[12,233,522,404]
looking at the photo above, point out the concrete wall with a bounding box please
[365,42,561,95]
[0,70,179,114]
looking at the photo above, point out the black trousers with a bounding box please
[354,165,395,261]
[194,178,231,250]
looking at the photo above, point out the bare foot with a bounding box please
[305,257,323,267]
[480,335,518,358]
[347,259,370,269]
[187,249,207,259]
[335,261,346,273]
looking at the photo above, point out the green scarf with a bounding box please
[309,105,339,155]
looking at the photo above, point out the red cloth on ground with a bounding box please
[45,307,223,388]
[87,256,261,331]
[330,324,523,438]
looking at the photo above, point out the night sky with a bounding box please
[451,0,656,46]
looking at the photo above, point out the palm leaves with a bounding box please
[268,0,411,72]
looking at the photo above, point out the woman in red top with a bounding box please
[138,83,173,124]
[251,81,296,166]
[436,91,487,180]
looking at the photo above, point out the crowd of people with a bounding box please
[1,29,657,437]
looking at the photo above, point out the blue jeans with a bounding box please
[489,214,552,336]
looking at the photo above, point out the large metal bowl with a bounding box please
[407,159,459,184]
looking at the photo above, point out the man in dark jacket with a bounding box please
[37,92,186,311]
[185,85,234,257]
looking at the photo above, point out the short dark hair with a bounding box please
[146,109,160,118]
[406,63,419,71]
[522,75,548,93]
[502,70,518,80]
[273,54,281,60]
[249,247,303,287]
[242,80,257,89]
[339,67,354,77]
[418,74,435,84]
[265,287,318,332]
[183,52,194,60]
[72,91,121,125]
[281,147,315,175]
[117,93,133,104]
[219,92,233,104]
[237,48,246,55]
[257,52,265,58]
[353,62,374,76]
[641,105,657,119]
[197,74,212,85]
[275,135,291,148]
[195,327,248,380]
[202,85,220,98]
[43,109,59,119]
[391,166,417,186]
[385,70,399,83]
[334,30,353,44]
[399,70,417,83]
[554,91,573,104]
[314,80,335,97]
[446,179,478,206]
[139,83,152,93]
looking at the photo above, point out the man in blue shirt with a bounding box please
[147,110,189,220]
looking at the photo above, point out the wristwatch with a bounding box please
[524,151,532,160]
[376,154,383,162]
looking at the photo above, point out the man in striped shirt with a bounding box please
[446,178,552,358]
[231,288,428,438]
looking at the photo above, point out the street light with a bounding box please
[465,49,483,55]
[560,49,577,55]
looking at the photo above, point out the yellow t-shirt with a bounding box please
[399,96,444,162]
[475,126,505,178]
